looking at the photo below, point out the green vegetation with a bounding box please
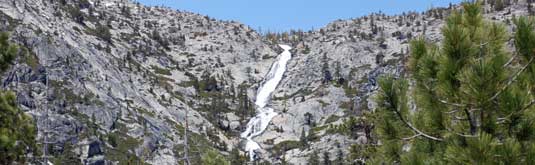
[0,32,37,164]
[368,2,535,163]
[52,141,81,165]
[301,45,311,54]
[348,144,375,164]
[338,99,356,112]
[23,48,40,70]
[229,147,247,165]
[50,80,104,106]
[201,149,230,165]
[308,151,320,165]
[179,70,256,137]
[317,99,329,107]
[0,33,17,71]
[322,151,331,165]
[91,23,113,44]
[311,125,329,133]
[63,4,84,24]
[135,107,156,118]
[167,118,231,165]
[273,88,314,101]
[324,115,341,124]
[322,53,333,83]
[341,82,357,97]
[151,29,170,49]
[326,116,365,139]
[105,122,143,164]
[493,0,505,11]
[151,65,172,76]
[271,140,303,156]
[0,91,36,164]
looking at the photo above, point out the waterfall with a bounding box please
[240,44,292,160]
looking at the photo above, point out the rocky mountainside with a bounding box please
[0,0,531,164]
[262,1,530,163]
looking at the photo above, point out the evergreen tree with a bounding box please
[229,147,245,165]
[281,155,288,165]
[237,83,253,126]
[529,0,535,15]
[300,128,307,147]
[0,32,16,71]
[334,149,344,165]
[494,0,505,11]
[322,151,331,165]
[308,151,320,165]
[322,53,332,83]
[370,2,535,164]
[0,32,36,164]
[94,23,112,44]
[54,141,81,165]
[304,112,314,126]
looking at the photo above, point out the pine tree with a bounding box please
[334,149,344,165]
[281,155,288,165]
[304,112,314,126]
[370,2,535,164]
[229,148,245,165]
[322,151,331,165]
[322,53,332,83]
[494,0,505,11]
[94,23,112,43]
[308,151,320,165]
[54,141,81,164]
[300,128,307,147]
[0,32,16,71]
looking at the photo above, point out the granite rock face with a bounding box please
[0,0,530,164]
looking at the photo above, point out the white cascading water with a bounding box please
[241,44,292,160]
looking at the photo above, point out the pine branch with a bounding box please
[439,99,465,107]
[391,105,444,141]
[420,81,475,108]
[488,56,535,102]
[402,133,422,140]
[497,99,535,123]
[445,109,459,114]
[393,79,444,141]
[502,38,517,67]
[453,116,469,120]
[445,128,479,138]
[454,132,479,138]
[503,52,518,67]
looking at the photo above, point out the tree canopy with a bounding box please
[370,1,535,164]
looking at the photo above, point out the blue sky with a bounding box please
[136,0,463,32]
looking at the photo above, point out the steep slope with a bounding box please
[0,0,532,164]
[255,1,531,164]
[0,0,278,164]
